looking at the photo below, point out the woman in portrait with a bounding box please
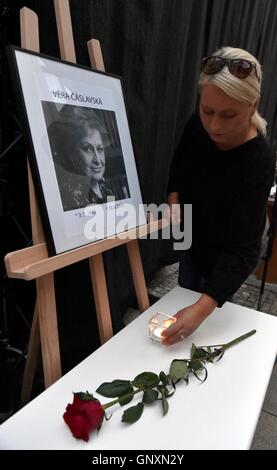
[47,104,113,211]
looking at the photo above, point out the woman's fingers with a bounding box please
[172,204,181,224]
[161,316,186,345]
[162,329,185,345]
[167,203,181,225]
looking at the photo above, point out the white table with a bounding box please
[0,286,277,450]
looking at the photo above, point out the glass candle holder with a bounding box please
[148,312,176,342]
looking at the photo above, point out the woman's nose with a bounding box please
[210,115,222,132]
[91,149,101,164]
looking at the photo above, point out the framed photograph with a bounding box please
[7,46,146,255]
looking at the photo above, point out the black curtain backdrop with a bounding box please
[1,0,277,377]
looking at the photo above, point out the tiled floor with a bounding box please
[124,262,277,450]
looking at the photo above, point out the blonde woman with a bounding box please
[165,47,274,345]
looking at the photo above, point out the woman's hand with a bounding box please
[167,191,181,225]
[161,294,218,346]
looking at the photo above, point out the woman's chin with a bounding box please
[210,134,231,147]
[90,173,104,182]
[210,133,225,141]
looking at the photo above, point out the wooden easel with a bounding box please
[5,0,166,406]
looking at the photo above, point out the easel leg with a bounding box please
[89,254,113,344]
[127,239,150,312]
[20,301,40,407]
[37,273,61,388]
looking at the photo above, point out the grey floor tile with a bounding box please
[251,411,277,450]
[262,362,277,416]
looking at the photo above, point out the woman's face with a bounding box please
[199,84,257,150]
[74,128,105,181]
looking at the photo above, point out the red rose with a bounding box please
[63,392,104,442]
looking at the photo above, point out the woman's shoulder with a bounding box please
[247,135,274,169]
[254,134,273,155]
[240,135,275,186]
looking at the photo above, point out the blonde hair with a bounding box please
[199,47,267,136]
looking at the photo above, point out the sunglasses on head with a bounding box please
[201,56,259,81]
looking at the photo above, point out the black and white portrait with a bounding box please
[10,47,145,253]
[42,102,131,211]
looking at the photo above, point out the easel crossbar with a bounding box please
[5,218,167,280]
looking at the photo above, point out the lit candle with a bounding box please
[153,327,164,339]
[148,312,176,342]
[163,319,173,329]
